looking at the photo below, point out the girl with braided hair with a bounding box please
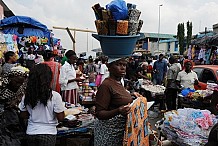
[19,64,65,146]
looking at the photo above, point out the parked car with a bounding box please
[193,65,218,90]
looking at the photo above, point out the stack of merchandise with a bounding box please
[92,0,143,36]
[163,108,218,146]
[141,81,166,97]
[180,88,213,109]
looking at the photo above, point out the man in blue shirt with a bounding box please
[153,54,167,85]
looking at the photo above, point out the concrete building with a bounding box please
[136,32,178,55]
[213,23,218,34]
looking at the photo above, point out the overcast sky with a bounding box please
[3,0,218,53]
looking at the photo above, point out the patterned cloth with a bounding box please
[123,96,149,146]
[61,89,78,105]
[26,134,56,146]
[2,63,16,74]
[94,114,126,146]
[0,66,29,146]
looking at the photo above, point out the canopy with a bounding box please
[0,16,50,40]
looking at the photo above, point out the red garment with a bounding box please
[43,61,61,93]
[147,65,153,73]
[182,59,195,70]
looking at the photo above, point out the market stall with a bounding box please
[0,16,63,68]
[178,82,218,114]
[56,104,95,146]
[159,108,218,146]
[140,80,166,110]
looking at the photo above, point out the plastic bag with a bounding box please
[106,0,128,21]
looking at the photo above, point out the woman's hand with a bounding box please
[131,92,141,98]
[118,104,131,116]
[194,79,199,85]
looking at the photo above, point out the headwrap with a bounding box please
[141,62,148,67]
[108,57,123,64]
[183,59,194,70]
[0,66,29,110]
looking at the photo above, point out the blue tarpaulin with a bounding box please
[0,16,50,42]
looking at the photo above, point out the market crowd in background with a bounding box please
[0,44,218,145]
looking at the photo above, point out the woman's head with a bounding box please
[4,51,17,63]
[141,62,148,70]
[184,60,193,71]
[107,58,127,78]
[65,50,77,64]
[24,64,52,108]
[0,66,29,99]
[42,50,53,61]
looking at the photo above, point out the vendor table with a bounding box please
[56,127,93,146]
[178,94,211,111]
[140,86,166,110]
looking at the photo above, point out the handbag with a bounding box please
[95,74,102,86]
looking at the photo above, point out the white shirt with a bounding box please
[100,63,109,83]
[19,91,65,135]
[176,63,182,71]
[59,61,79,90]
[176,70,198,89]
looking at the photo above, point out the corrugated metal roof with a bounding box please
[139,32,175,39]
[159,38,178,43]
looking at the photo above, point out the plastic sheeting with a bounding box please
[0,16,50,41]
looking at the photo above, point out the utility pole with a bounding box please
[157,4,163,54]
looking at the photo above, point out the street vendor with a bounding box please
[94,58,140,146]
[136,61,150,80]
[176,59,199,89]
[59,50,84,105]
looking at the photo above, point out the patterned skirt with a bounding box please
[94,114,126,146]
[61,89,78,105]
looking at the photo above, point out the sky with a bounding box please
[3,0,218,53]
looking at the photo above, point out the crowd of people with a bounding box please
[0,48,205,146]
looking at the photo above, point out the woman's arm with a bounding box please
[96,105,131,120]
[20,111,29,119]
[55,111,65,122]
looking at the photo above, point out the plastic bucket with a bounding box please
[92,34,140,57]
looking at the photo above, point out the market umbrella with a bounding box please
[0,16,50,39]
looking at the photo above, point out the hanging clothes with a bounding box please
[205,48,211,65]
[187,45,192,60]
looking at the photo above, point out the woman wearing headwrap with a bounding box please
[0,66,29,146]
[176,60,199,89]
[94,58,140,146]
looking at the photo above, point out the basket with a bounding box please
[92,34,140,57]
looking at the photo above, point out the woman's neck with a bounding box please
[110,75,121,82]
[185,69,191,73]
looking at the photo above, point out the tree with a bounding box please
[177,23,185,55]
[186,21,193,48]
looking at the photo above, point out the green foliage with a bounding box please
[186,21,193,48]
[177,23,185,55]
[177,21,192,55]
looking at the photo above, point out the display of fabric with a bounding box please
[123,96,149,146]
[163,108,218,146]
